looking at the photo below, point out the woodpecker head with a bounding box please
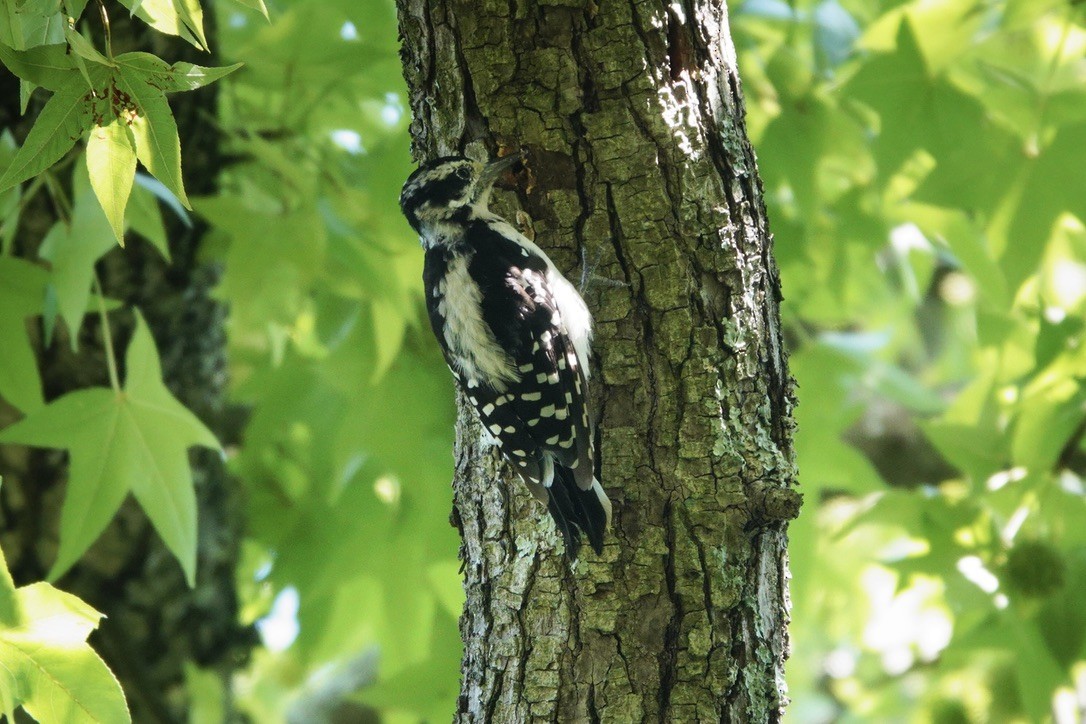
[400,153,523,234]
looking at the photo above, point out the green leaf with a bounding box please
[1013,618,1068,721]
[4,632,129,724]
[86,116,137,243]
[0,42,77,91]
[115,65,191,208]
[355,606,460,721]
[63,0,90,18]
[0,257,47,411]
[184,662,226,724]
[370,298,405,383]
[228,0,268,19]
[127,177,170,259]
[1013,373,1086,471]
[195,196,325,335]
[0,131,19,254]
[15,0,66,46]
[909,205,1010,311]
[38,190,116,347]
[174,0,208,51]
[63,25,113,67]
[0,74,93,194]
[0,311,221,585]
[426,560,463,619]
[115,0,207,50]
[115,51,243,92]
[0,555,129,724]
[135,171,191,227]
[0,0,23,49]
[69,40,96,91]
[846,18,1014,190]
[16,582,102,646]
[0,542,19,628]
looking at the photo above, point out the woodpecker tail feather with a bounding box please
[546,466,610,557]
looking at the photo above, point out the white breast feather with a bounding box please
[439,255,520,389]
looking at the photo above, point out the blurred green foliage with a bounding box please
[203,1,463,720]
[3,0,1086,720]
[734,0,1086,720]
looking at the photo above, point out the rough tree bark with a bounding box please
[0,13,248,723]
[397,0,800,720]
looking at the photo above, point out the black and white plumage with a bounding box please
[400,153,611,556]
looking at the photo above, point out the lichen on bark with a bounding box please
[396,0,799,720]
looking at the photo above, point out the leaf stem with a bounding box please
[42,172,72,223]
[92,272,121,394]
[96,0,112,61]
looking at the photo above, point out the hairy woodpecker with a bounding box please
[400,153,612,556]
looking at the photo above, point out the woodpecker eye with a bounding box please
[456,166,472,181]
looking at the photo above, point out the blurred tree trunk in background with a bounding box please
[397,0,800,719]
[0,11,248,724]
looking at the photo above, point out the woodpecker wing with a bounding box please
[465,224,595,490]
[494,265,593,478]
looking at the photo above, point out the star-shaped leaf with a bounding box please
[0,544,130,723]
[86,116,138,244]
[0,311,221,585]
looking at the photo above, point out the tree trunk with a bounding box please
[396,0,800,720]
[0,12,248,723]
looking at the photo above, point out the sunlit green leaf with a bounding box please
[195,196,325,337]
[370,298,405,383]
[0,550,129,723]
[1013,373,1086,471]
[115,0,206,50]
[175,0,208,51]
[1013,618,1068,721]
[86,116,138,243]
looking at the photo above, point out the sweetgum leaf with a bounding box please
[0,312,220,586]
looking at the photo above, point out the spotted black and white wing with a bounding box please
[480,264,592,479]
[423,223,607,554]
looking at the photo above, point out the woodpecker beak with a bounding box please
[477,151,524,192]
